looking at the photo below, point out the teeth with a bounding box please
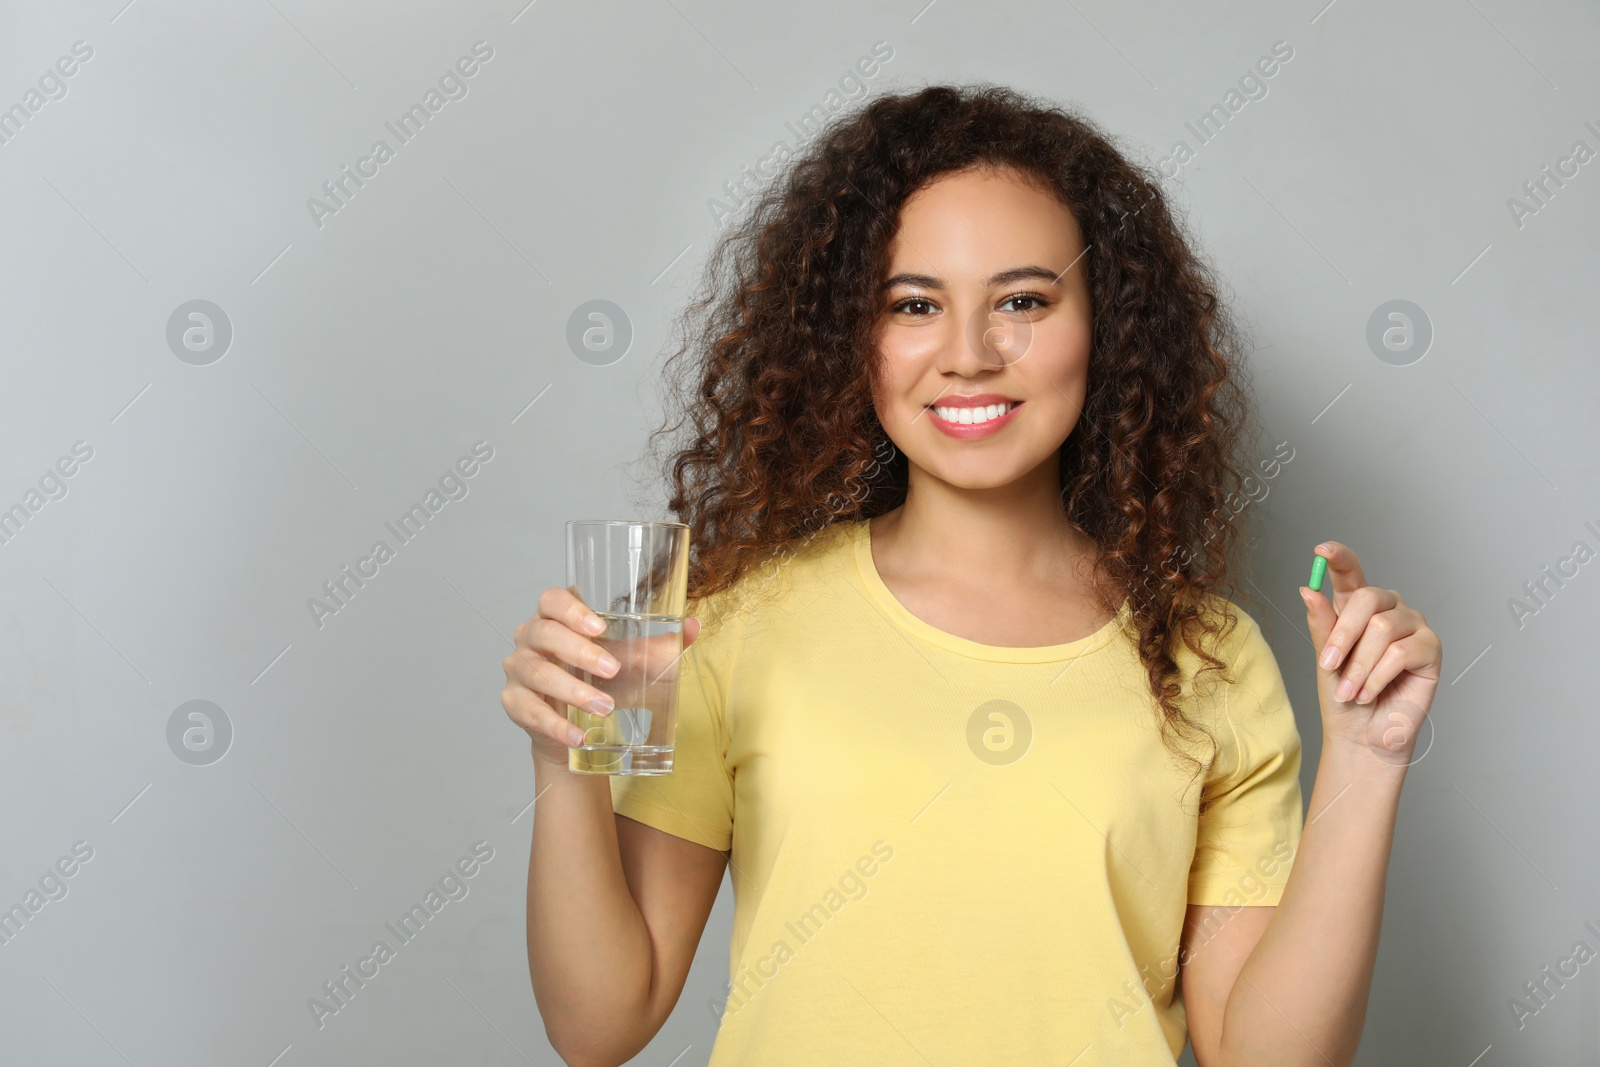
[933,402,1015,424]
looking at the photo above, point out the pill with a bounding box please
[1308,553,1328,592]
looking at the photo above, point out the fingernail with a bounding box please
[597,653,620,674]
[1319,645,1340,671]
[1335,677,1355,702]
[585,694,614,715]
[568,725,586,746]
[585,614,606,635]
[1356,687,1372,704]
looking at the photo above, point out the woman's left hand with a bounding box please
[1299,540,1443,766]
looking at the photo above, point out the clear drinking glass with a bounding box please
[564,520,690,775]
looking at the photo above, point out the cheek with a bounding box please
[873,332,935,413]
[877,325,938,372]
[1025,326,1091,390]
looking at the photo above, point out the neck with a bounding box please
[871,452,1092,587]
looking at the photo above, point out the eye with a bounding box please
[998,292,1050,313]
[891,297,938,316]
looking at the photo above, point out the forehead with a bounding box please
[887,166,1082,270]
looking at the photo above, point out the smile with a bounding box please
[924,400,1023,439]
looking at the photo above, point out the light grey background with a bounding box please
[1,0,1596,1064]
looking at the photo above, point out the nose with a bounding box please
[936,301,1033,375]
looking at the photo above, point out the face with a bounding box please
[872,165,1093,492]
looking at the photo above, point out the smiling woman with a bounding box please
[505,83,1441,1067]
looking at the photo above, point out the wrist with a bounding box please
[1319,731,1414,780]
[531,738,572,774]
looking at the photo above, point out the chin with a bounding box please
[922,462,1035,490]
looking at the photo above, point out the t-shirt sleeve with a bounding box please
[1187,607,1305,908]
[607,601,743,852]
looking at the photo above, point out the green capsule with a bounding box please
[1308,553,1328,592]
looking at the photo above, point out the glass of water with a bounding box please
[564,520,690,775]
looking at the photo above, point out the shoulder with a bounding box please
[1172,591,1261,669]
[686,521,857,645]
[1187,595,1298,740]
[701,522,857,613]
[1175,594,1302,784]
[1167,592,1284,712]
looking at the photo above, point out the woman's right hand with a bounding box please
[502,585,700,767]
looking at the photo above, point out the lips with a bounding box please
[925,393,1019,409]
[923,398,1024,439]
[925,397,1023,422]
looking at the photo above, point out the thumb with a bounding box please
[1299,583,1338,674]
[683,614,701,648]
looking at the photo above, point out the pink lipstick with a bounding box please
[924,394,1023,440]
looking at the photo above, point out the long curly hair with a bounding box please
[628,82,1278,780]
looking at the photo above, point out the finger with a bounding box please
[503,645,616,717]
[1300,581,1338,663]
[500,681,585,747]
[1350,632,1429,705]
[527,590,699,665]
[538,584,610,640]
[520,615,621,683]
[1318,586,1399,676]
[1313,541,1369,611]
[1334,604,1416,703]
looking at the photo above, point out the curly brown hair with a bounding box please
[627,82,1280,781]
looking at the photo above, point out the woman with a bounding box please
[502,84,1441,1066]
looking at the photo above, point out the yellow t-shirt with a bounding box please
[610,518,1304,1065]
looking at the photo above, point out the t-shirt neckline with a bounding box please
[848,518,1132,664]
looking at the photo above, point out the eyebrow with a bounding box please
[881,264,1064,291]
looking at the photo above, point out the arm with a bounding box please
[1182,742,1405,1067]
[504,590,727,1067]
[527,746,727,1067]
[1183,542,1440,1067]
